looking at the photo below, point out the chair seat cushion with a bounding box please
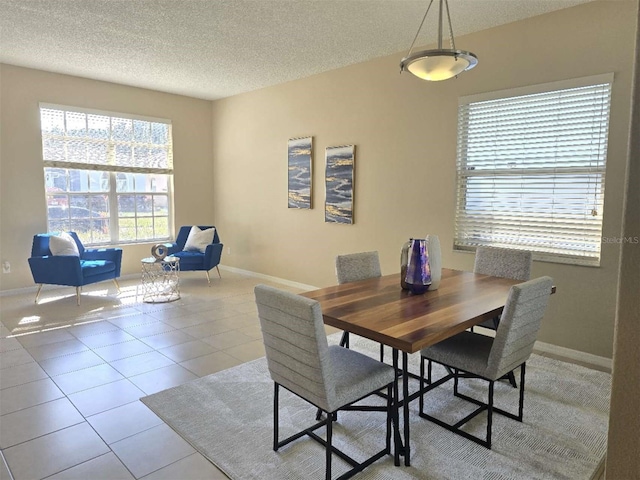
[420,331,493,379]
[80,260,116,277]
[329,345,396,410]
[171,251,204,266]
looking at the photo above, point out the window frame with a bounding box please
[453,74,613,266]
[39,103,174,246]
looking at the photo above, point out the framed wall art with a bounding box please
[325,145,355,224]
[287,136,313,209]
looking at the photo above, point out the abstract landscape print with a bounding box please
[287,136,313,209]
[325,145,355,224]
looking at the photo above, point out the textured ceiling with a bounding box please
[0,0,593,100]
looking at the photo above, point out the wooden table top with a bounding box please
[301,268,523,354]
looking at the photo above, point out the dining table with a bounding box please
[301,268,528,467]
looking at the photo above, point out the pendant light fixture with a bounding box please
[400,0,477,81]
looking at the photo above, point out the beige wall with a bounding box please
[0,65,213,290]
[211,1,637,358]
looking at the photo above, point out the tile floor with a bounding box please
[0,270,608,480]
[0,271,328,480]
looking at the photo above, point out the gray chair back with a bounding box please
[254,284,335,412]
[474,246,532,281]
[486,276,553,379]
[335,251,381,285]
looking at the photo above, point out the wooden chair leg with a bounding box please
[113,278,121,293]
[34,284,43,304]
[76,287,81,306]
[205,270,211,286]
[216,265,221,278]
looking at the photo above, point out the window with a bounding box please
[40,104,173,245]
[454,74,613,266]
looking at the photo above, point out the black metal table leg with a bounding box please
[402,351,411,466]
[392,349,401,466]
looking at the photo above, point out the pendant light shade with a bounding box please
[400,0,477,81]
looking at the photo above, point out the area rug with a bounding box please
[141,335,610,479]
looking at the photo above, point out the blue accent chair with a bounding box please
[168,226,223,285]
[28,232,123,305]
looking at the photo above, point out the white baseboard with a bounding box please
[474,326,612,371]
[218,264,319,292]
[533,340,612,371]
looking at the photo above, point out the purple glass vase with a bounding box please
[405,239,431,294]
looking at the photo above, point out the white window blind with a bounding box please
[40,104,173,174]
[454,74,613,266]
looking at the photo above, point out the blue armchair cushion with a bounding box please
[28,232,122,288]
[81,260,116,277]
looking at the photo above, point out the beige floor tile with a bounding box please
[110,351,175,377]
[78,329,136,349]
[182,318,240,338]
[2,422,109,480]
[26,338,90,362]
[52,363,124,395]
[107,313,159,329]
[156,312,214,329]
[201,330,255,350]
[87,401,162,445]
[0,456,11,480]
[66,320,119,339]
[122,321,176,339]
[139,330,196,350]
[0,361,48,390]
[140,452,228,480]
[142,308,191,323]
[0,397,84,448]
[180,306,241,322]
[221,313,258,328]
[0,337,22,353]
[67,379,146,417]
[223,339,266,363]
[47,452,135,480]
[93,339,154,362]
[180,351,242,377]
[0,378,63,415]
[0,348,35,369]
[128,364,198,395]
[233,301,258,314]
[235,324,263,340]
[110,424,195,478]
[159,340,217,363]
[38,349,106,376]
[16,328,76,348]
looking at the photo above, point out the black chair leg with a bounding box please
[273,383,279,451]
[487,380,494,448]
[339,331,350,348]
[325,413,333,480]
[506,370,518,388]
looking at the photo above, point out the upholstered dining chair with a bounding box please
[473,246,533,387]
[335,251,382,350]
[254,284,396,480]
[474,246,532,294]
[418,276,553,449]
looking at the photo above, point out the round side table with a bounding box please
[141,256,180,303]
